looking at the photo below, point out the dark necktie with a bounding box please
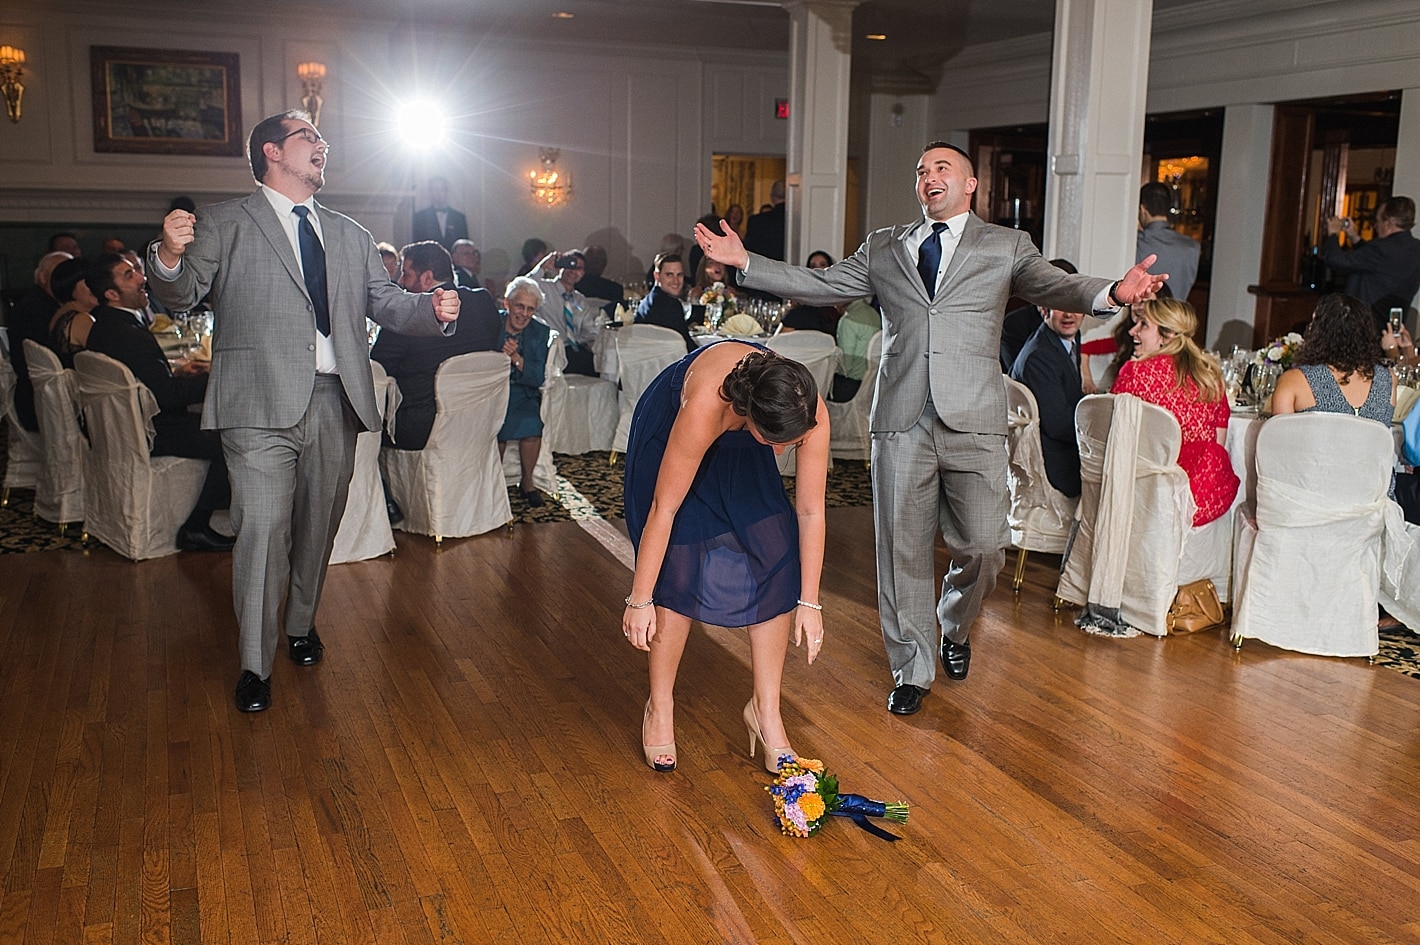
[917,221,948,295]
[1070,339,1080,375]
[292,206,330,336]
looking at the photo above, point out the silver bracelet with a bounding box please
[796,599,823,611]
[624,596,654,609]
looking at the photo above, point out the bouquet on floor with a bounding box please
[767,758,909,840]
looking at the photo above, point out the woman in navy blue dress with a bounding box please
[623,341,830,773]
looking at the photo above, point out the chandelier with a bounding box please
[529,148,571,207]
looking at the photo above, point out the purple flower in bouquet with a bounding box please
[766,758,908,840]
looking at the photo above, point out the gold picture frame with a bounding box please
[91,46,243,156]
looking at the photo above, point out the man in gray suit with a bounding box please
[695,142,1164,716]
[148,110,461,713]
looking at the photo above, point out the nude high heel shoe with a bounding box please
[743,699,795,773]
[642,700,676,772]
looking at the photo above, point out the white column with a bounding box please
[783,0,861,265]
[1041,0,1152,277]
[1394,88,1420,203]
[1209,104,1274,350]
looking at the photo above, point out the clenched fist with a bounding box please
[158,209,196,268]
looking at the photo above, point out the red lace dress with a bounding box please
[1111,354,1239,526]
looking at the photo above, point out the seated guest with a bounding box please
[781,300,838,334]
[376,242,399,282]
[1010,306,1088,497]
[1001,258,1079,370]
[46,257,99,367]
[372,241,502,451]
[693,256,735,299]
[48,233,81,257]
[1112,297,1239,527]
[1081,282,1171,392]
[450,239,481,288]
[83,253,233,552]
[8,251,72,432]
[531,250,600,375]
[636,253,694,351]
[576,244,625,312]
[499,277,554,507]
[829,296,880,402]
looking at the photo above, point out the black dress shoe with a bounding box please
[521,490,545,508]
[176,523,236,553]
[385,497,404,524]
[288,628,324,666]
[887,683,928,715]
[235,670,271,712]
[942,639,971,680]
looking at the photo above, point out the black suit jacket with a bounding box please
[999,304,1042,372]
[85,304,208,455]
[635,286,694,351]
[1009,322,1083,498]
[1320,229,1420,315]
[7,285,59,432]
[743,204,786,262]
[371,283,501,449]
[411,206,469,251]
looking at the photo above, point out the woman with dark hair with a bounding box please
[1272,294,1395,421]
[46,257,99,368]
[805,250,834,270]
[1111,297,1239,526]
[622,341,829,774]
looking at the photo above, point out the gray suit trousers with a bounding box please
[871,404,1008,690]
[223,375,359,678]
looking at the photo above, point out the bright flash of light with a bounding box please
[397,99,447,148]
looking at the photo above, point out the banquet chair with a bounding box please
[544,333,617,454]
[72,351,208,560]
[329,360,396,565]
[381,351,511,544]
[1232,412,1393,657]
[1056,394,1195,637]
[767,329,839,476]
[610,324,686,458]
[825,330,881,462]
[502,332,561,494]
[0,354,43,507]
[23,340,86,531]
[1003,377,1079,592]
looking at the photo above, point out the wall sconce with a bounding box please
[0,46,25,124]
[297,61,326,127]
[529,148,572,207]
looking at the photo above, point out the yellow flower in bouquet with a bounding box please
[699,281,728,306]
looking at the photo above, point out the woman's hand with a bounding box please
[623,604,656,652]
[793,606,825,665]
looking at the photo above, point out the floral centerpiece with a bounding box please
[699,281,730,307]
[767,758,909,840]
[1253,332,1304,370]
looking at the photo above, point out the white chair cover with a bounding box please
[767,330,840,476]
[1056,394,1195,637]
[502,331,560,493]
[611,325,687,454]
[381,351,512,541]
[545,373,618,454]
[329,360,396,565]
[1232,413,1393,657]
[825,330,881,462]
[1380,520,1420,632]
[1004,376,1078,553]
[72,351,208,560]
[0,354,43,494]
[23,340,86,525]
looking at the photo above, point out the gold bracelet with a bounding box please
[796,599,823,611]
[624,596,654,609]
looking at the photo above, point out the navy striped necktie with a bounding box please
[917,222,948,295]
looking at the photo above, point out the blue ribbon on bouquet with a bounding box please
[831,794,907,842]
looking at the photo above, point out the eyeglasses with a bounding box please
[277,127,329,149]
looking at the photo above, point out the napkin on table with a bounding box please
[149,313,174,333]
[721,313,764,336]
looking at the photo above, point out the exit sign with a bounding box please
[775,99,789,120]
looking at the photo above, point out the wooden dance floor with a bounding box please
[2,506,1419,943]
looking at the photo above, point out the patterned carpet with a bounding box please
[5,423,1417,681]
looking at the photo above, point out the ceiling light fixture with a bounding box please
[529,148,571,207]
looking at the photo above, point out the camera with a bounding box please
[555,254,583,270]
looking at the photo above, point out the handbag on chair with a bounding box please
[1167,578,1225,634]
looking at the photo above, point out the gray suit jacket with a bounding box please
[147,190,448,433]
[740,213,1110,436]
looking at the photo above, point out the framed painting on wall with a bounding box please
[90,46,243,156]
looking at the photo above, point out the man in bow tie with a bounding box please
[695,142,1163,717]
[148,109,461,713]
